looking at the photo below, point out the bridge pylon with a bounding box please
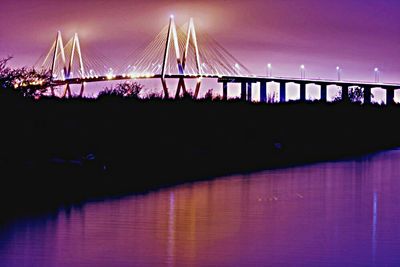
[161,16,203,99]
[39,31,87,98]
[161,15,183,98]
[49,31,67,96]
[62,33,85,98]
[175,18,202,99]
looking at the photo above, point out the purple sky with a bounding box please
[1,0,400,85]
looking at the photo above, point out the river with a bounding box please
[1,150,400,266]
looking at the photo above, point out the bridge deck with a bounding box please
[52,75,400,90]
[219,76,400,89]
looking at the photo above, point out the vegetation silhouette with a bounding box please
[0,57,50,98]
[333,86,375,103]
[98,82,144,99]
[1,58,399,221]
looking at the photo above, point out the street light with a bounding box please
[374,67,380,83]
[336,66,341,81]
[267,63,272,77]
[300,65,305,79]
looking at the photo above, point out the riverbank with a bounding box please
[0,95,399,221]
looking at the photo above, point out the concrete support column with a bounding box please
[79,82,85,97]
[320,84,327,102]
[386,88,395,105]
[222,82,228,100]
[247,82,252,102]
[241,82,246,101]
[280,82,286,103]
[342,85,349,102]
[364,86,371,104]
[260,81,267,103]
[299,83,306,101]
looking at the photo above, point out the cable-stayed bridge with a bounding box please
[35,16,400,104]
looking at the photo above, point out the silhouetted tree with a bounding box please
[349,87,365,102]
[333,86,373,103]
[267,91,278,103]
[145,91,163,99]
[0,57,14,89]
[181,90,194,99]
[0,57,51,98]
[98,82,144,98]
[204,89,213,100]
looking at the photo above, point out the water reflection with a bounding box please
[167,192,175,267]
[372,191,378,265]
[1,150,400,266]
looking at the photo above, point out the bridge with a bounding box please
[35,16,400,104]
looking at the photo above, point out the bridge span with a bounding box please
[52,74,400,105]
[219,76,400,105]
[34,15,400,104]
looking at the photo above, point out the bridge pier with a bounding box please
[241,82,246,100]
[280,82,286,103]
[299,83,306,102]
[260,81,267,103]
[61,83,72,98]
[342,85,349,102]
[222,82,228,100]
[247,82,252,102]
[79,82,85,97]
[364,86,371,104]
[386,88,395,105]
[320,84,327,102]
[161,79,169,98]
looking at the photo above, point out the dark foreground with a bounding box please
[2,149,400,267]
[0,95,399,220]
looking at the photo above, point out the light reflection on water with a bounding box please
[1,150,400,266]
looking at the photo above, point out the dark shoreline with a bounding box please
[1,96,399,222]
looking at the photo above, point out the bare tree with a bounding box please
[333,86,373,103]
[0,57,51,98]
[98,82,144,99]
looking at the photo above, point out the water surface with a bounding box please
[1,150,400,266]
